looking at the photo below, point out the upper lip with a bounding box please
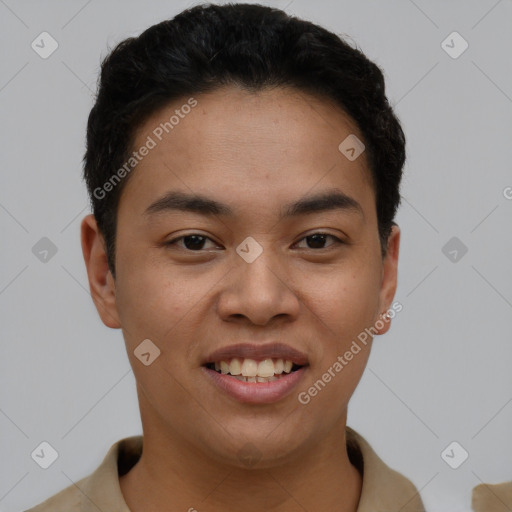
[203,342,309,366]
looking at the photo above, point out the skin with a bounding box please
[81,85,400,512]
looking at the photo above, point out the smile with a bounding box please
[202,343,309,404]
[205,357,303,383]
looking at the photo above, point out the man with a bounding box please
[26,3,426,511]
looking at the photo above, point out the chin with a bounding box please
[196,425,310,470]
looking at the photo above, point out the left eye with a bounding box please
[294,233,342,249]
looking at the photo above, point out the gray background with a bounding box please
[1,0,511,510]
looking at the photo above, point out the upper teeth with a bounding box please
[214,358,294,377]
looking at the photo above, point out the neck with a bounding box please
[120,405,362,512]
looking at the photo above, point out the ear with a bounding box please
[80,214,121,329]
[374,224,400,336]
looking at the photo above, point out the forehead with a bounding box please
[120,85,374,220]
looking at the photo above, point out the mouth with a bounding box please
[204,358,304,383]
[201,343,309,403]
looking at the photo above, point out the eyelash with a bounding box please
[165,232,345,251]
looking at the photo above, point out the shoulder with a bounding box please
[24,436,142,512]
[472,480,512,511]
[24,479,83,512]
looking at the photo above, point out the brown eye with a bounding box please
[182,235,207,250]
[166,234,219,251]
[295,233,343,250]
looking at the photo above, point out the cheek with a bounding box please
[114,257,197,347]
[114,265,204,407]
[298,259,382,337]
[295,271,377,421]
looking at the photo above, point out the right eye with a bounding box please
[165,234,221,251]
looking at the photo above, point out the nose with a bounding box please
[216,248,301,326]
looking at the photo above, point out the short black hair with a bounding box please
[83,2,405,276]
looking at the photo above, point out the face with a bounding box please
[82,85,399,468]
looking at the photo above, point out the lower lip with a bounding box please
[202,367,308,404]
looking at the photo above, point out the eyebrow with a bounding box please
[143,189,364,220]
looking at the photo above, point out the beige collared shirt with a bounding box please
[472,481,512,512]
[25,426,426,512]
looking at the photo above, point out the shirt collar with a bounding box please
[345,426,425,511]
[80,436,141,512]
[80,428,424,512]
